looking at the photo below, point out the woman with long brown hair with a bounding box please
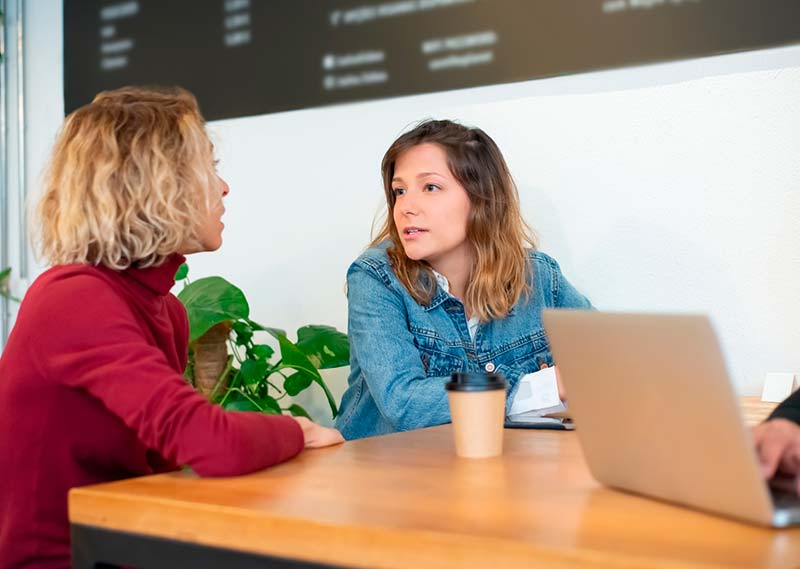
[0,86,342,569]
[336,119,591,440]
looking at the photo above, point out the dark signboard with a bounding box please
[65,0,800,120]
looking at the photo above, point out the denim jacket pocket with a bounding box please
[496,331,553,376]
[412,330,464,377]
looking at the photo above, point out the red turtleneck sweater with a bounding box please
[0,255,304,569]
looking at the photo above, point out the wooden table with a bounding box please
[69,397,798,569]
[740,395,780,426]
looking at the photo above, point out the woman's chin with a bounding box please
[398,242,417,258]
[205,238,223,252]
[403,248,427,262]
[181,237,222,255]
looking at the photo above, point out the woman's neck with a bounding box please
[429,246,473,307]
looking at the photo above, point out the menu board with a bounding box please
[64,0,800,120]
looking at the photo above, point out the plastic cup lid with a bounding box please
[445,372,507,392]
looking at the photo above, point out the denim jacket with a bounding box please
[335,244,592,440]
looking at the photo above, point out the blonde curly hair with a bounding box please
[34,86,218,269]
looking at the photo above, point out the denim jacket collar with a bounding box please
[425,287,517,316]
[425,278,453,312]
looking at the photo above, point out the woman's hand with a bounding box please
[292,417,345,448]
[753,418,800,493]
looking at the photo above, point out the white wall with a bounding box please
[14,0,800,424]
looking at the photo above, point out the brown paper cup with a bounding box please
[447,386,506,458]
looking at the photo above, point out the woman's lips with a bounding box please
[402,227,428,240]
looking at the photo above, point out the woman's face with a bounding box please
[192,174,230,253]
[391,143,472,275]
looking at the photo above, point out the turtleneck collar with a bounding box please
[123,254,186,296]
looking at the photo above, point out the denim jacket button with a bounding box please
[484,362,495,373]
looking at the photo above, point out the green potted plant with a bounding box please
[175,264,348,421]
[0,267,20,303]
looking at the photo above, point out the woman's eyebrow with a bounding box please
[416,171,446,180]
[393,171,446,183]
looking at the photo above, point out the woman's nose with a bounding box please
[400,193,419,215]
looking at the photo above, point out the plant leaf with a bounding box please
[261,325,288,338]
[0,267,21,303]
[296,325,350,369]
[267,330,338,417]
[178,277,249,342]
[260,395,282,414]
[0,268,9,295]
[246,319,286,336]
[232,321,253,346]
[270,332,322,379]
[251,344,274,360]
[283,370,314,396]
[222,391,262,412]
[174,263,189,281]
[239,358,268,385]
[286,403,311,419]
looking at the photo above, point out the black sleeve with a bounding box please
[768,389,800,425]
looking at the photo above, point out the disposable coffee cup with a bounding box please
[445,372,508,458]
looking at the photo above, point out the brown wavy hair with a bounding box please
[371,119,536,321]
[34,86,218,270]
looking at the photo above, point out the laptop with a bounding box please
[541,310,800,527]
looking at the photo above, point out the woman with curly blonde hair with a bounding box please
[0,86,342,569]
[336,119,592,440]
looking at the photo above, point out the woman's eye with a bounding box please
[392,187,406,197]
[424,184,441,192]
